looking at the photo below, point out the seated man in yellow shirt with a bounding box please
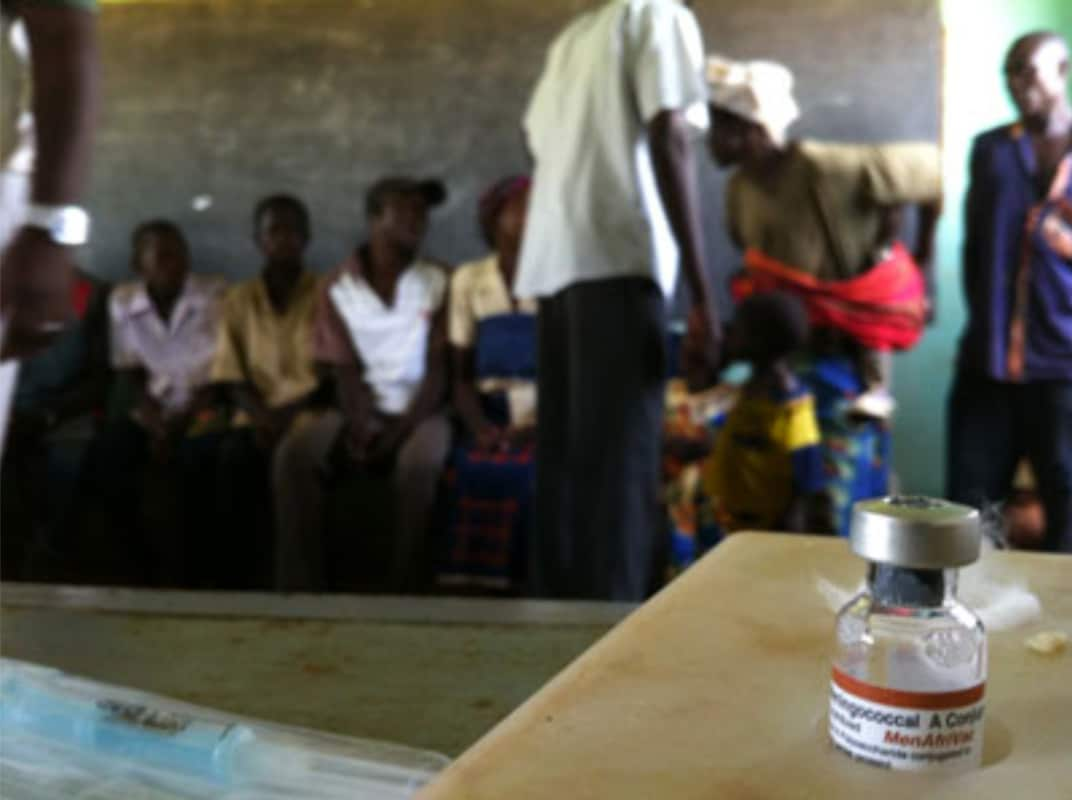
[206,194,324,588]
[703,292,827,534]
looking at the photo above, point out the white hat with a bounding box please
[706,55,800,146]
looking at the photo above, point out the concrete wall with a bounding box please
[84,0,1072,496]
[87,0,939,300]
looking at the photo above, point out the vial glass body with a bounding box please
[829,564,987,772]
[834,565,986,691]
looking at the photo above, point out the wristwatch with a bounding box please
[23,204,91,246]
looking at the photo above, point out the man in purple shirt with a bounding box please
[949,31,1072,553]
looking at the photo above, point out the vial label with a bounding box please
[828,667,984,771]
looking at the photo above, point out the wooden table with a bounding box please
[0,587,624,757]
[419,534,1072,799]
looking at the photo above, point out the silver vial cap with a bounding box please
[850,496,981,569]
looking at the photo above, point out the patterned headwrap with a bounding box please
[479,175,531,246]
[706,55,800,146]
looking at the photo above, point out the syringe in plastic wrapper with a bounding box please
[0,659,449,799]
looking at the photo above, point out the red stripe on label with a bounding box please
[832,667,984,709]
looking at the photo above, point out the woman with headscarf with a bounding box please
[703,56,943,535]
[441,176,537,591]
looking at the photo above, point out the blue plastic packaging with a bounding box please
[0,659,449,799]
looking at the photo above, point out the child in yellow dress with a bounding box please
[703,292,828,533]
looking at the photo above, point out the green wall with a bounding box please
[893,0,1072,495]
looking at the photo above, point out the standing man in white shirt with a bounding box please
[518,0,719,601]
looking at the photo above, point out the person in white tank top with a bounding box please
[273,177,452,593]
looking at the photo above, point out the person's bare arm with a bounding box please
[228,382,267,423]
[650,110,710,311]
[782,491,833,534]
[867,143,944,322]
[782,492,809,533]
[333,363,377,460]
[369,303,448,461]
[161,383,218,443]
[649,109,721,387]
[400,305,448,431]
[1,4,100,359]
[913,199,942,269]
[120,367,165,438]
[219,381,283,449]
[915,198,943,323]
[22,2,100,204]
[452,345,501,450]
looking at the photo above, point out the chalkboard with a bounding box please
[86,0,940,313]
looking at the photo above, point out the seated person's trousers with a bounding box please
[273,410,450,592]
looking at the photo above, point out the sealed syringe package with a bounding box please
[0,658,450,799]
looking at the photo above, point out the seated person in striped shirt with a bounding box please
[84,220,225,584]
[274,177,450,593]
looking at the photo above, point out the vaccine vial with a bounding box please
[829,496,986,772]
